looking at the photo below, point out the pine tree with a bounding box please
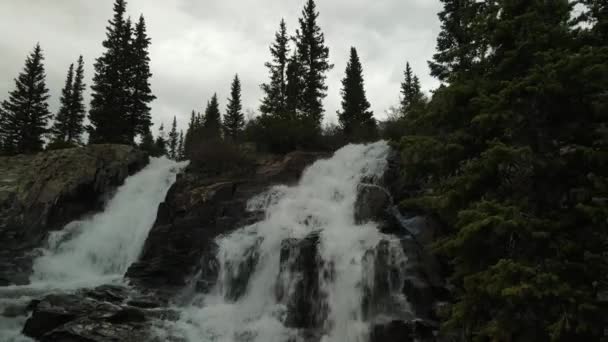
[400,62,423,115]
[337,47,375,140]
[155,123,167,156]
[139,128,156,155]
[68,55,86,144]
[51,63,74,144]
[184,110,197,158]
[260,19,290,116]
[223,75,245,141]
[177,130,184,161]
[50,56,86,147]
[168,115,178,160]
[285,51,304,120]
[203,94,221,137]
[127,15,155,143]
[88,0,131,144]
[428,0,491,82]
[296,0,332,129]
[0,44,51,155]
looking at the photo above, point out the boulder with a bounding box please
[277,232,326,329]
[0,144,148,286]
[22,284,170,342]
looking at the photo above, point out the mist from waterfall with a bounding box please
[170,142,411,342]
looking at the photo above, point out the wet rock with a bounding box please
[0,144,148,285]
[354,183,391,223]
[277,232,326,329]
[22,285,161,341]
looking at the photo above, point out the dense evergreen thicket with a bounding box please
[394,0,608,340]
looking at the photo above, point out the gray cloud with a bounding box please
[0,0,442,134]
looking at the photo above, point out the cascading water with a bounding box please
[170,142,411,342]
[0,157,187,342]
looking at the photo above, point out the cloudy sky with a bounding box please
[0,0,442,133]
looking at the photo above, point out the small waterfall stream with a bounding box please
[0,157,187,342]
[169,142,412,342]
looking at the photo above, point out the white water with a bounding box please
[0,157,187,341]
[170,142,410,342]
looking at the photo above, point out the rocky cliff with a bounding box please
[0,145,148,285]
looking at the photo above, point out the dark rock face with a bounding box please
[277,232,326,329]
[126,151,328,296]
[22,284,173,342]
[0,145,148,286]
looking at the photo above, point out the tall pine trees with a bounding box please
[88,0,130,144]
[51,56,86,146]
[296,0,332,131]
[88,0,155,144]
[223,75,245,141]
[0,44,51,155]
[337,47,375,141]
[260,19,289,117]
[128,15,155,142]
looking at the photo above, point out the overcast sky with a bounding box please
[0,0,442,133]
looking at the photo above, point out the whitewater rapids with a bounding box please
[168,141,410,342]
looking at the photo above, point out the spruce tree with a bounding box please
[155,123,167,156]
[139,128,156,156]
[223,75,245,141]
[0,44,51,155]
[296,0,332,129]
[400,62,423,115]
[184,110,196,158]
[285,51,304,120]
[337,47,375,140]
[51,63,74,144]
[428,0,490,82]
[127,15,155,143]
[203,94,221,137]
[88,0,131,144]
[168,115,178,160]
[177,130,184,161]
[260,19,290,116]
[67,55,86,144]
[50,56,86,147]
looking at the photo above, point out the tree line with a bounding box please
[0,0,154,155]
[0,0,423,157]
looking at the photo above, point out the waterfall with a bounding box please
[0,157,187,342]
[171,142,411,342]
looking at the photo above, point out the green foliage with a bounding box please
[260,19,289,116]
[337,47,377,142]
[223,75,245,141]
[168,116,178,160]
[296,0,332,131]
[394,0,608,340]
[51,55,86,146]
[203,94,221,137]
[88,1,155,144]
[0,44,51,155]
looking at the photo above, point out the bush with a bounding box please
[189,138,254,175]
